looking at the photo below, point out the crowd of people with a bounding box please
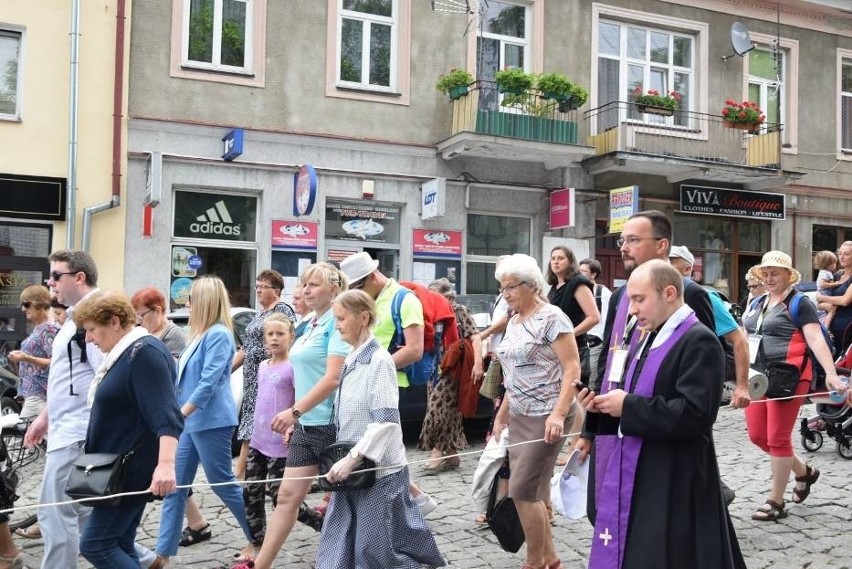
[0,226,849,569]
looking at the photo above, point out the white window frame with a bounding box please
[180,0,254,74]
[590,4,709,138]
[837,49,852,159]
[744,32,798,153]
[477,1,532,74]
[335,0,398,93]
[0,27,24,122]
[464,211,533,294]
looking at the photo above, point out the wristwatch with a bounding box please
[348,448,361,460]
[291,407,302,420]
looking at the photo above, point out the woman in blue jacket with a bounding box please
[155,276,255,565]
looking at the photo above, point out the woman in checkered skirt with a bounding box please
[317,290,445,568]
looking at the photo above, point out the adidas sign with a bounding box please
[190,200,242,236]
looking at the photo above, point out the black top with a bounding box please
[547,274,594,344]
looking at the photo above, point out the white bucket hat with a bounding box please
[753,251,801,286]
[669,245,695,266]
[340,252,378,285]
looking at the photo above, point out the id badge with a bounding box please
[748,334,762,364]
[606,348,629,385]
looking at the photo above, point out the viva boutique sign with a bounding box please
[679,185,785,220]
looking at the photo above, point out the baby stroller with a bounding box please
[800,369,852,459]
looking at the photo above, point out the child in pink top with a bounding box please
[245,314,295,546]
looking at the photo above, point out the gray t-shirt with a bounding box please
[159,322,188,359]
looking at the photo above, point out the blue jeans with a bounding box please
[80,501,145,568]
[156,426,253,556]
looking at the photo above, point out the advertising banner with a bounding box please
[549,188,575,230]
[412,229,462,257]
[271,220,318,249]
[609,186,639,234]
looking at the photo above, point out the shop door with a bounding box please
[372,249,398,279]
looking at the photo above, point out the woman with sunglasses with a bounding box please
[8,285,59,421]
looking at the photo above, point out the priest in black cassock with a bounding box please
[578,260,745,569]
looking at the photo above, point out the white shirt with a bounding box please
[46,289,104,451]
[489,295,510,353]
[588,284,612,340]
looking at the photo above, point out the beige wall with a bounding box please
[0,1,129,289]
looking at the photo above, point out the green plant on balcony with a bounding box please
[632,87,682,116]
[535,73,589,111]
[435,68,475,100]
[721,99,765,133]
[495,67,534,94]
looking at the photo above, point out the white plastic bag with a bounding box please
[549,449,588,520]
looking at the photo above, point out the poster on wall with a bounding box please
[412,229,462,257]
[412,259,461,293]
[608,185,639,234]
[271,220,318,249]
[325,201,401,244]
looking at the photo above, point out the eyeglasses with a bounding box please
[49,270,78,282]
[499,281,528,294]
[137,308,154,320]
[746,284,762,290]
[616,236,663,248]
[255,284,278,290]
[349,279,367,290]
[21,302,32,309]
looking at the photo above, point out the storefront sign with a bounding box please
[222,129,244,162]
[412,229,462,257]
[549,188,575,230]
[293,165,318,216]
[271,220,318,249]
[327,248,359,263]
[679,185,785,220]
[608,185,639,234]
[173,190,257,242]
[325,201,401,244]
[421,178,446,220]
[0,174,67,221]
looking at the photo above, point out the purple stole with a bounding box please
[599,290,639,396]
[588,313,699,569]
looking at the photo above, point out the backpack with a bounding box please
[390,282,459,386]
[787,292,835,392]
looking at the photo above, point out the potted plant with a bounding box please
[632,87,682,116]
[436,68,474,100]
[561,84,589,112]
[720,99,765,134]
[535,73,588,112]
[495,67,534,95]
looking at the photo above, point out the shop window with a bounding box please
[0,29,22,120]
[169,245,257,310]
[465,214,530,294]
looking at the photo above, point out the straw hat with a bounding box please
[339,252,379,285]
[752,251,801,285]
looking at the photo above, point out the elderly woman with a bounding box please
[155,276,255,565]
[232,270,296,479]
[741,251,842,522]
[234,263,351,569]
[73,291,183,568]
[738,266,766,315]
[817,241,852,355]
[491,254,580,569]
[418,278,483,472]
[314,290,444,568]
[8,285,59,421]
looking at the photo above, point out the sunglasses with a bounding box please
[350,277,368,290]
[21,302,32,309]
[49,270,78,282]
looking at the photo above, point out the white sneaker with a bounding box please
[414,492,438,516]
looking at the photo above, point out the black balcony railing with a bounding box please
[584,101,782,169]
[448,80,587,145]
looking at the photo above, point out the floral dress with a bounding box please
[18,321,60,398]
[237,302,296,441]
[417,303,478,453]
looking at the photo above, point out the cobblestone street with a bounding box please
[13,403,852,568]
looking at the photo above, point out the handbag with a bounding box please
[65,436,146,507]
[486,471,525,553]
[479,356,502,400]
[763,361,800,399]
[316,441,377,492]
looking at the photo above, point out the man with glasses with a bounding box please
[24,250,104,568]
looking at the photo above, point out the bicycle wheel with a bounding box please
[1,430,45,532]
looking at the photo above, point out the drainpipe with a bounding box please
[65,0,81,248]
[81,0,126,252]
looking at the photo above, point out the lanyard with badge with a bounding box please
[748,297,771,365]
[606,315,639,387]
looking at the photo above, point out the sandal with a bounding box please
[179,523,212,547]
[0,552,24,569]
[792,465,820,504]
[474,513,488,525]
[751,499,788,522]
[14,524,41,539]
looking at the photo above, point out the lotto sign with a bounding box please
[609,186,639,234]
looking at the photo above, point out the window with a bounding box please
[841,58,852,152]
[182,0,252,72]
[337,0,397,90]
[598,19,694,128]
[465,213,530,294]
[477,1,530,80]
[747,47,783,131]
[0,30,22,119]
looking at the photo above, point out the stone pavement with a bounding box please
[11,403,852,568]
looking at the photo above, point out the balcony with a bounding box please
[436,81,596,169]
[583,101,803,189]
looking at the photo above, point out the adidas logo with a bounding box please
[190,200,242,236]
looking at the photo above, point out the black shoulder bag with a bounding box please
[66,436,147,507]
[486,470,525,553]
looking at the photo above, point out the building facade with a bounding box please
[125,0,852,310]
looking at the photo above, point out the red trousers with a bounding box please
[745,380,810,457]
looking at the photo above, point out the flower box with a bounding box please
[723,120,760,134]
[448,85,469,100]
[637,103,674,117]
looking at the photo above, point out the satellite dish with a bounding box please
[722,22,755,61]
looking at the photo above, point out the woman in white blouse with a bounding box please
[317,290,445,568]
